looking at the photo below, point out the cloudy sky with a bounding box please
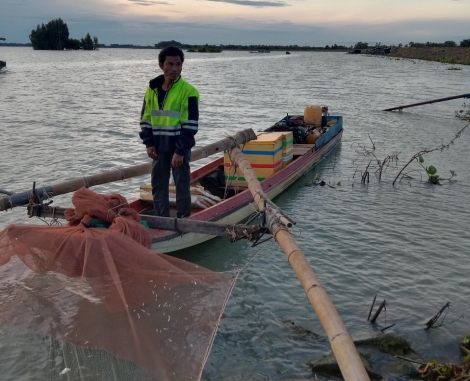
[0,0,469,46]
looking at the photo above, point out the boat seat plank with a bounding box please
[293,144,316,156]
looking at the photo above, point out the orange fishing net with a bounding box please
[0,187,235,380]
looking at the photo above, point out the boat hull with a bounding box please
[148,129,343,253]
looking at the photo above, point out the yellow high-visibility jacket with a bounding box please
[139,75,199,155]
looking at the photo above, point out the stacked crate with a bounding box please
[277,131,294,167]
[224,132,284,187]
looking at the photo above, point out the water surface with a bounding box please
[0,47,469,380]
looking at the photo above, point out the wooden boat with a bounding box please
[2,115,343,254]
[131,115,343,253]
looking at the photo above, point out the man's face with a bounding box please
[159,55,182,81]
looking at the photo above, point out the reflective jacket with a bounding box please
[139,75,199,155]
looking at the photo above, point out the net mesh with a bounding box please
[0,187,235,381]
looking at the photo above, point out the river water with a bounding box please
[0,47,469,380]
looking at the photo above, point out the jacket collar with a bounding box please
[149,74,182,90]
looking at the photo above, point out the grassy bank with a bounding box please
[389,47,470,65]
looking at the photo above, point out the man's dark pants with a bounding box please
[151,152,191,218]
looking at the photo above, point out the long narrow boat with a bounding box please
[131,115,343,253]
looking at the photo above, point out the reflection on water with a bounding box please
[0,47,469,380]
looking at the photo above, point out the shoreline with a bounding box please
[388,47,470,65]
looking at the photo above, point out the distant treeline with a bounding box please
[154,40,350,51]
[408,40,470,48]
[156,40,470,51]
[29,18,99,50]
[354,40,470,49]
[2,38,470,50]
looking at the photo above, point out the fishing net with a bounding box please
[0,187,235,381]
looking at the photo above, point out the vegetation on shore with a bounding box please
[154,39,350,52]
[352,39,470,65]
[187,44,222,53]
[3,34,470,64]
[389,47,470,65]
[29,18,99,50]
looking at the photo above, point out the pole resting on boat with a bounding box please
[0,129,258,212]
[26,205,270,243]
[383,93,470,111]
[226,146,296,226]
[227,146,371,381]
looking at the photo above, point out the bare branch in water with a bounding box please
[370,300,387,324]
[393,124,468,185]
[367,294,377,321]
[368,134,376,150]
[424,302,451,330]
[380,323,396,332]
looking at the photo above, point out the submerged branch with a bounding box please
[393,124,468,186]
[425,302,451,330]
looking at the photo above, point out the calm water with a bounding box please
[1,47,470,380]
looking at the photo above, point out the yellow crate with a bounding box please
[224,132,284,187]
[276,131,294,167]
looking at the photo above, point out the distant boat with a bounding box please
[249,50,271,53]
[0,61,6,71]
[286,51,291,55]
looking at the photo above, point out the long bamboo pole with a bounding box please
[383,93,470,111]
[0,129,257,211]
[25,204,268,241]
[229,147,370,381]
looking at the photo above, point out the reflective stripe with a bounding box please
[151,125,181,131]
[153,130,181,136]
[140,121,152,128]
[181,120,198,130]
[151,110,181,118]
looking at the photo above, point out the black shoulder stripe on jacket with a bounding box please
[188,96,199,121]
[140,99,146,119]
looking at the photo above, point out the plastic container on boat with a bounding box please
[304,105,322,127]
[306,129,321,144]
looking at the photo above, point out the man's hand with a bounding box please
[146,146,157,160]
[172,153,184,167]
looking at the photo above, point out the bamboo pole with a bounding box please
[25,204,268,242]
[383,93,470,111]
[229,147,370,381]
[0,129,257,211]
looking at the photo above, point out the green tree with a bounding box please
[29,19,98,50]
[460,39,470,47]
[443,40,457,47]
[354,41,369,49]
[29,18,69,50]
[93,36,99,50]
[155,40,185,48]
[67,38,81,50]
[81,33,94,50]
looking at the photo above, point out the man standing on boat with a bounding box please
[139,46,199,218]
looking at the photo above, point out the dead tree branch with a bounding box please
[370,300,387,324]
[393,124,468,186]
[367,294,377,321]
[424,302,451,330]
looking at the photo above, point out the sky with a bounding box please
[0,0,469,46]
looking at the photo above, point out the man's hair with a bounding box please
[158,46,185,65]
